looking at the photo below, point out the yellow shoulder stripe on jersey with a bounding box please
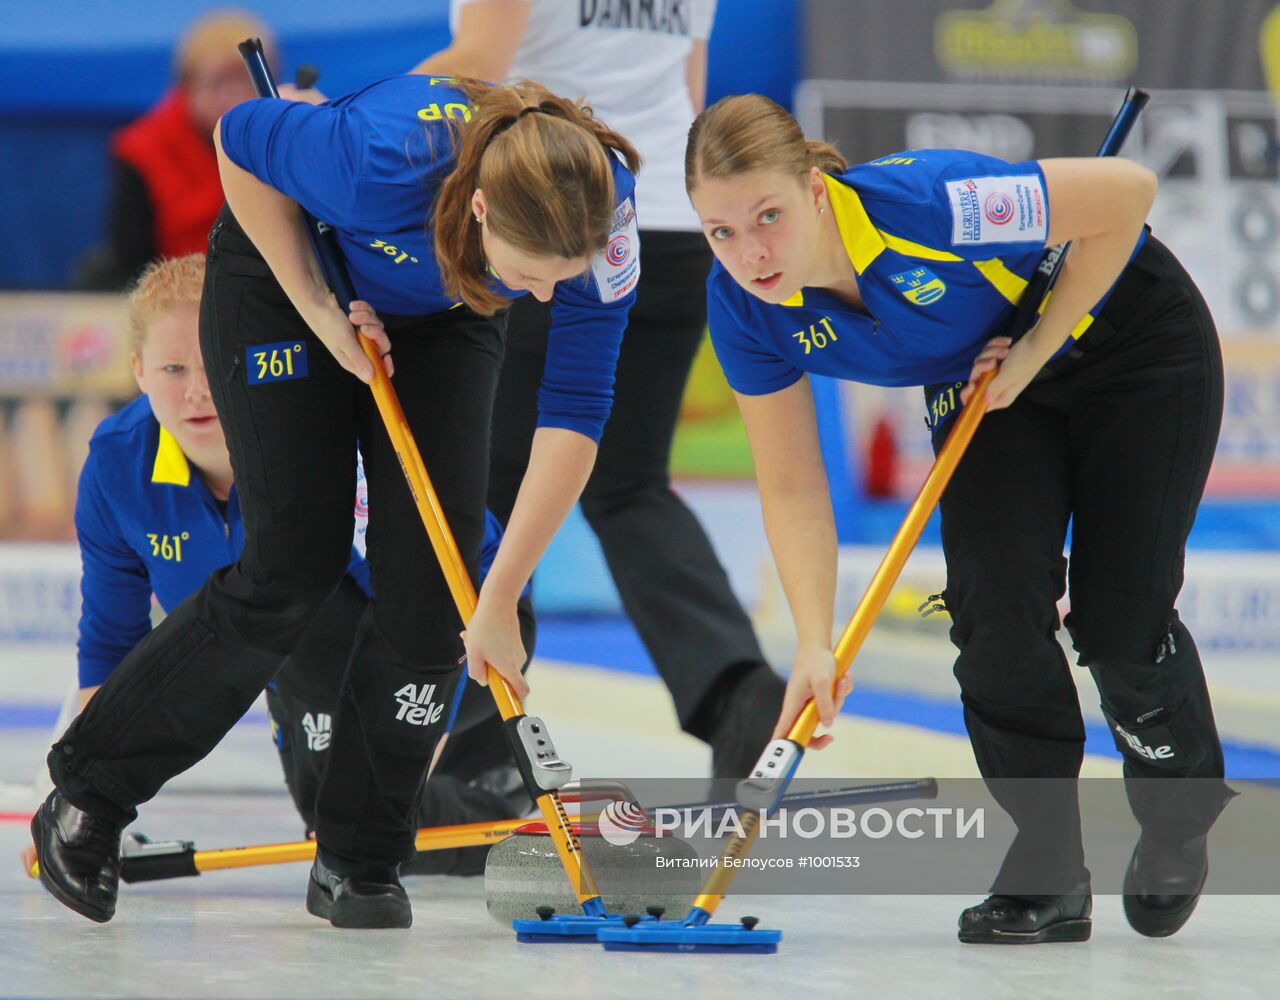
[876,222,1043,314]
[878,232,963,262]
[813,175,1096,340]
[151,426,191,487]
[970,269,1095,339]
[823,174,1031,304]
[779,176,889,307]
[821,175,888,273]
[971,259,1027,306]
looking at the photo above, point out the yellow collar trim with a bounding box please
[822,174,887,275]
[781,176,888,308]
[791,177,1057,318]
[151,426,191,487]
[826,173,968,269]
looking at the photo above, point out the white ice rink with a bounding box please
[2,651,1277,1000]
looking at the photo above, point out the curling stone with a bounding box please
[484,812,701,924]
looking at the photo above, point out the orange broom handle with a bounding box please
[786,369,993,748]
[78,818,546,880]
[356,338,516,715]
[355,336,598,903]
[192,818,531,873]
[235,38,598,905]
[690,372,993,917]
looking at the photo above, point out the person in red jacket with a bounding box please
[74,10,275,290]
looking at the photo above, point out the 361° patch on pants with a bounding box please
[924,380,967,435]
[246,341,308,385]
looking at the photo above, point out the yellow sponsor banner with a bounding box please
[934,0,1138,83]
[1262,3,1280,100]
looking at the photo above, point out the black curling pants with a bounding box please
[51,207,504,869]
[926,236,1234,895]
[266,578,536,834]
[487,230,768,736]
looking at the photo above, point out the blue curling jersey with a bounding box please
[219,76,641,442]
[708,150,1144,397]
[75,396,509,688]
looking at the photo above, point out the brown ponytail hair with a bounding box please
[433,79,642,316]
[685,94,846,196]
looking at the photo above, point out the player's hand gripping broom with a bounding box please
[598,86,1150,954]
[237,39,605,922]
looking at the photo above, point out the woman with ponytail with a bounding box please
[686,94,1232,945]
[418,0,786,783]
[34,75,640,931]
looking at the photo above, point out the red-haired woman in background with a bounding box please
[76,11,276,289]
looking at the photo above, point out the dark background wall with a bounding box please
[804,0,1275,90]
[0,0,799,288]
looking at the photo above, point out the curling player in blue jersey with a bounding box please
[21,254,533,881]
[417,0,788,781]
[33,75,641,929]
[685,95,1234,944]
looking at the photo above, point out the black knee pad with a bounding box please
[236,529,351,612]
[948,591,1076,730]
[1065,583,1170,667]
[331,589,466,743]
[943,547,1067,652]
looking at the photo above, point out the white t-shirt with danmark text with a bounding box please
[451,0,716,232]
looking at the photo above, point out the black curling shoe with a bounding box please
[30,790,123,923]
[958,888,1092,944]
[1123,834,1207,938]
[306,855,412,929]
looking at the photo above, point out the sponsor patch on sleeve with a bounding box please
[589,197,641,304]
[946,174,1047,246]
